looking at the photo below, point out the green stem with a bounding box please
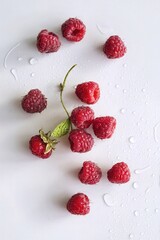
[60,64,77,128]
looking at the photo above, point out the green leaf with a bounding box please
[51,118,71,138]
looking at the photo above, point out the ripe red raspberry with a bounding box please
[70,106,94,129]
[37,29,61,53]
[103,35,126,59]
[68,129,94,153]
[92,116,116,139]
[21,89,47,113]
[75,81,100,104]
[107,162,131,184]
[78,161,102,184]
[61,18,86,42]
[29,135,52,159]
[67,193,90,215]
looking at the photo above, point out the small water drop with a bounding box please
[155,208,159,213]
[140,232,144,236]
[133,197,137,201]
[123,89,127,93]
[18,57,23,61]
[103,193,115,207]
[30,72,35,77]
[123,63,127,68]
[116,155,120,160]
[132,111,136,115]
[129,233,134,239]
[141,88,146,93]
[151,173,155,178]
[120,108,125,114]
[145,208,149,212]
[132,182,138,189]
[115,84,119,88]
[29,58,38,65]
[129,136,135,144]
[134,210,139,217]
[120,203,124,207]
[145,101,148,105]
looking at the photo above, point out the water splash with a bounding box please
[4,42,21,69]
[134,166,150,174]
[10,69,18,81]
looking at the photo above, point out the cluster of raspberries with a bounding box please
[21,17,129,215]
[36,18,127,59]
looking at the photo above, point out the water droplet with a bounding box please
[140,232,144,236]
[145,101,148,105]
[103,193,115,207]
[30,72,35,77]
[123,63,127,68]
[123,89,127,93]
[145,208,149,212]
[147,148,151,152]
[133,197,137,201]
[145,187,150,194]
[132,182,138,189]
[129,136,135,144]
[120,203,124,207]
[108,229,112,233]
[134,166,150,174]
[132,111,136,115]
[115,84,119,88]
[18,57,23,61]
[129,233,134,239]
[141,88,146,93]
[134,210,139,217]
[116,155,120,160]
[120,108,125,114]
[29,58,38,65]
[145,198,148,203]
[153,122,160,143]
[155,208,159,213]
[120,76,124,80]
[10,69,18,81]
[151,173,155,178]
[136,122,140,126]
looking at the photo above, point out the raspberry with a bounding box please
[70,106,94,129]
[75,81,100,104]
[92,116,116,139]
[68,129,94,153]
[29,135,52,159]
[61,18,86,42]
[78,161,102,184]
[103,35,126,59]
[107,162,131,184]
[37,29,61,53]
[21,89,47,113]
[67,193,90,215]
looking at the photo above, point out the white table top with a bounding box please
[1,0,160,239]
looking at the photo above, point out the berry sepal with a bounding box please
[39,129,58,154]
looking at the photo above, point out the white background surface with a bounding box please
[1,0,160,239]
